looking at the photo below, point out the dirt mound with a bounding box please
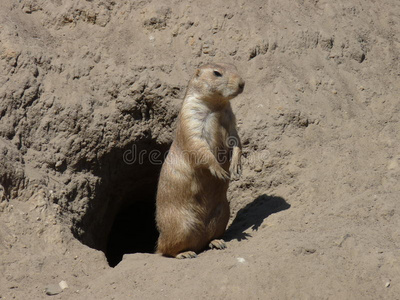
[1,0,399,299]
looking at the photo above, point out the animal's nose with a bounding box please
[238,79,245,91]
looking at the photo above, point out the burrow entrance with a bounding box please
[71,140,170,267]
[106,198,159,267]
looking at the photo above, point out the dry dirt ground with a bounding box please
[1,0,400,299]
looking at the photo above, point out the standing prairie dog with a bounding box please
[156,63,245,259]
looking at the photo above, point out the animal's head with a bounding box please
[189,63,245,104]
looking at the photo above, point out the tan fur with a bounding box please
[155,63,245,258]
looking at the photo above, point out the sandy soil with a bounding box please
[0,0,399,299]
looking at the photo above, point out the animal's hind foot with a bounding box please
[176,251,197,259]
[209,239,227,250]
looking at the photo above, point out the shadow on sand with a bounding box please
[224,194,290,241]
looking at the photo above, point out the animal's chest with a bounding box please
[202,113,230,153]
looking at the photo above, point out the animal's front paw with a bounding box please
[229,161,242,180]
[209,165,230,180]
[209,239,227,250]
[176,251,198,259]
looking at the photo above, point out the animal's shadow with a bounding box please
[224,194,290,241]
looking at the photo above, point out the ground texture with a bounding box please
[0,0,399,299]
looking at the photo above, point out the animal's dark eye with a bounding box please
[213,70,222,77]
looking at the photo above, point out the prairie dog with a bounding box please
[156,63,244,258]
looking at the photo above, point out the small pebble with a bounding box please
[59,280,68,290]
[237,257,246,263]
[45,284,63,296]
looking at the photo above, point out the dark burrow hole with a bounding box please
[72,141,169,267]
[106,189,160,267]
